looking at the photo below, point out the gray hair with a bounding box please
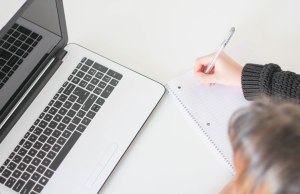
[228,99,300,194]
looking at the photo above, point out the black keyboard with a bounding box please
[0,23,43,89]
[0,57,122,194]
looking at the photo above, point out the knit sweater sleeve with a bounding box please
[241,63,300,102]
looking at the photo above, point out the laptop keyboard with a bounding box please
[0,57,122,193]
[0,23,43,89]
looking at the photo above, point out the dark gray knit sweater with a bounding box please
[242,63,300,103]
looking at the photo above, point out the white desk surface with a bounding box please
[62,0,300,193]
[1,0,299,193]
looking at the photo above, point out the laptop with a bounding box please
[0,0,165,193]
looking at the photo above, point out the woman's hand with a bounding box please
[194,52,242,87]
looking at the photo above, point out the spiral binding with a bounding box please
[166,84,235,174]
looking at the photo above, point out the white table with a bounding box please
[63,0,300,193]
[0,0,299,193]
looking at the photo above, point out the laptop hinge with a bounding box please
[56,49,68,60]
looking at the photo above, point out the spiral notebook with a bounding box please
[166,71,249,174]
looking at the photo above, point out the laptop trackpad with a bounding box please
[85,143,118,187]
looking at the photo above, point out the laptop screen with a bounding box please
[22,0,62,36]
[0,0,65,128]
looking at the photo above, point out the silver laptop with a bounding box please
[0,0,165,193]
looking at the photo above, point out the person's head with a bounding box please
[227,99,300,194]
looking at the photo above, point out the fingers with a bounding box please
[194,53,214,72]
[195,71,217,85]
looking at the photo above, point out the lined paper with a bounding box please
[166,71,249,174]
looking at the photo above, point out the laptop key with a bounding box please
[3,42,10,49]
[73,87,89,104]
[37,151,46,160]
[4,159,10,166]
[82,94,97,111]
[20,179,35,194]
[17,26,32,35]
[33,127,43,136]
[20,172,29,181]
[23,141,33,149]
[42,158,51,167]
[33,41,38,47]
[13,155,22,164]
[44,169,54,178]
[21,43,29,51]
[2,169,12,178]
[5,177,16,188]
[63,83,75,95]
[32,158,41,166]
[0,72,5,79]
[7,37,16,44]
[0,59,5,66]
[101,85,114,98]
[57,137,66,145]
[91,104,100,112]
[0,48,12,60]
[12,24,18,29]
[77,124,86,132]
[12,170,22,179]
[62,116,71,125]
[33,142,42,150]
[81,65,89,72]
[85,59,93,66]
[93,62,108,73]
[26,165,36,173]
[0,176,6,184]
[9,152,15,159]
[2,66,10,73]
[59,107,68,115]
[18,34,26,41]
[7,162,17,171]
[49,131,81,171]
[57,123,66,131]
[110,79,119,86]
[31,172,41,181]
[12,179,25,192]
[59,94,68,102]
[30,32,39,39]
[9,46,18,53]
[33,184,44,193]
[96,97,105,105]
[36,165,46,174]
[47,151,56,159]
[107,69,123,80]
[16,49,24,57]
[28,149,37,157]
[82,117,91,126]
[67,123,76,131]
[86,111,96,119]
[25,38,34,45]
[23,156,32,164]
[39,176,49,186]
[44,128,53,136]
[102,75,111,82]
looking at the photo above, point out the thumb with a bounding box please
[195,71,217,84]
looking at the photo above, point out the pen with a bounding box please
[204,27,235,74]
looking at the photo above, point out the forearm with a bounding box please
[241,63,300,103]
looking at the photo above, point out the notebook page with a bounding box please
[166,71,249,173]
